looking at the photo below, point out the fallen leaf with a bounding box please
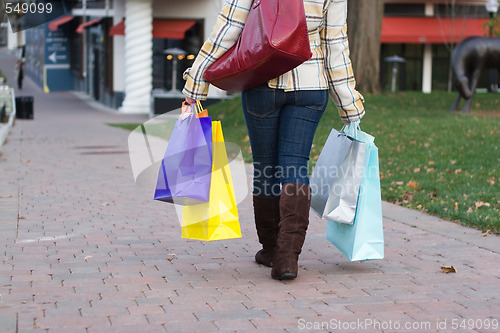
[242,135,249,142]
[475,201,491,209]
[0,195,13,198]
[84,256,92,260]
[466,207,473,213]
[18,216,27,220]
[486,177,495,185]
[403,191,415,203]
[424,143,430,148]
[426,168,435,173]
[482,230,491,237]
[454,202,459,211]
[393,181,404,186]
[413,168,421,173]
[406,180,419,189]
[441,266,457,274]
[450,160,457,165]
[454,169,462,174]
[428,161,435,165]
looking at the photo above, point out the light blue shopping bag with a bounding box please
[326,138,384,261]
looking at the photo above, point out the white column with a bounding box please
[113,0,126,93]
[422,45,433,93]
[7,25,18,51]
[120,0,153,114]
[422,1,434,94]
[425,1,434,17]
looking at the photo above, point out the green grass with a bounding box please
[108,123,139,131]
[357,92,499,233]
[111,92,500,233]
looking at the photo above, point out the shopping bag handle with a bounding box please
[341,120,361,139]
[195,100,209,118]
[341,121,375,145]
[180,100,209,119]
[180,102,195,119]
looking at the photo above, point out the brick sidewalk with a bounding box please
[1,50,499,332]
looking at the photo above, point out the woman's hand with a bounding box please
[185,97,195,105]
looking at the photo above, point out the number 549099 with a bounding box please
[5,1,53,14]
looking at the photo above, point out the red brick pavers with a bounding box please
[1,51,499,333]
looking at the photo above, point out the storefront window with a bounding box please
[381,44,423,91]
[435,5,487,19]
[385,4,425,17]
[74,0,114,10]
[152,21,202,91]
[432,44,451,91]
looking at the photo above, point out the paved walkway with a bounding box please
[1,49,499,332]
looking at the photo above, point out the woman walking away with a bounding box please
[183,0,365,280]
[16,59,25,90]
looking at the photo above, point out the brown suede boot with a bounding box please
[271,183,311,280]
[253,195,280,267]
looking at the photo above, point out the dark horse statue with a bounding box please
[450,37,500,113]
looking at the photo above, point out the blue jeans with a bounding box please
[242,84,328,197]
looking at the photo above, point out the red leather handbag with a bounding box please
[203,0,312,92]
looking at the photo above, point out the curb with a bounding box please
[382,201,500,254]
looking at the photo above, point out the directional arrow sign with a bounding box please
[48,52,57,63]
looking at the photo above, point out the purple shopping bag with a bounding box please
[154,109,212,205]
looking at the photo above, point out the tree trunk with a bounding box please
[347,0,385,93]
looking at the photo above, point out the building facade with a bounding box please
[381,0,496,93]
[5,0,499,114]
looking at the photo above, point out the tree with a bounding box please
[347,0,385,93]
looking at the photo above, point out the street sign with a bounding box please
[44,26,69,65]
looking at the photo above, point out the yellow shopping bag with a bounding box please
[181,121,241,241]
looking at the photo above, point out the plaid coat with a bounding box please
[183,0,365,123]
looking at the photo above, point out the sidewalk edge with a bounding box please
[382,201,500,254]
